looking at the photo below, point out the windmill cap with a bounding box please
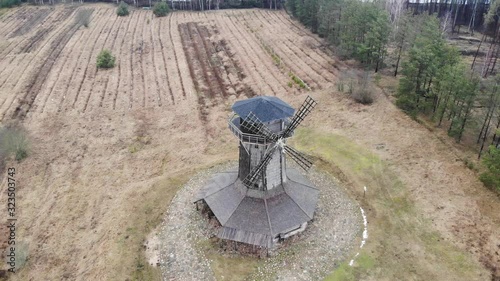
[232,96,295,123]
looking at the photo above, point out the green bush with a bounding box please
[288,72,307,89]
[0,126,29,162]
[336,80,345,92]
[15,241,29,270]
[480,146,500,192]
[96,49,116,69]
[116,1,129,17]
[0,0,20,8]
[153,1,169,17]
[463,157,476,170]
[395,93,417,116]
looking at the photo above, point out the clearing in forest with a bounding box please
[0,4,498,281]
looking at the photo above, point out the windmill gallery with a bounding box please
[195,95,320,252]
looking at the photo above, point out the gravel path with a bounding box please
[158,162,361,280]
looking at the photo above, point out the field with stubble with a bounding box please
[0,3,499,281]
[0,5,337,119]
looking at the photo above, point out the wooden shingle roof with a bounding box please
[231,96,295,123]
[195,168,319,248]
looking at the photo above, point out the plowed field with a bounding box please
[0,4,499,281]
[0,5,337,122]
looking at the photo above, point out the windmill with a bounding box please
[195,96,319,249]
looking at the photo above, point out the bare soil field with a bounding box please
[0,4,498,281]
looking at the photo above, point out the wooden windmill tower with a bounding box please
[195,96,319,249]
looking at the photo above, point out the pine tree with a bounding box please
[336,1,390,69]
[396,16,459,116]
[480,146,500,191]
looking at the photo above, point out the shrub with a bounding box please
[288,72,307,89]
[338,71,375,105]
[96,49,116,69]
[336,80,345,92]
[352,87,374,105]
[353,72,374,104]
[396,91,417,115]
[16,241,29,270]
[374,73,381,86]
[271,53,281,66]
[153,1,169,17]
[116,1,129,17]
[463,157,476,170]
[0,126,29,162]
[75,9,92,28]
[480,146,500,192]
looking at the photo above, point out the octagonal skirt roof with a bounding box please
[232,96,295,123]
[194,168,319,248]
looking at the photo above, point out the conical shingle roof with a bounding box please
[194,169,319,248]
[232,96,295,123]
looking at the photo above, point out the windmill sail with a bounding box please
[284,145,313,171]
[240,96,318,187]
[240,112,278,141]
[242,145,278,188]
[282,96,317,138]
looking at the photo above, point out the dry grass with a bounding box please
[0,8,9,17]
[186,127,488,281]
[118,175,189,280]
[205,250,260,280]
[0,126,29,161]
[292,128,488,280]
